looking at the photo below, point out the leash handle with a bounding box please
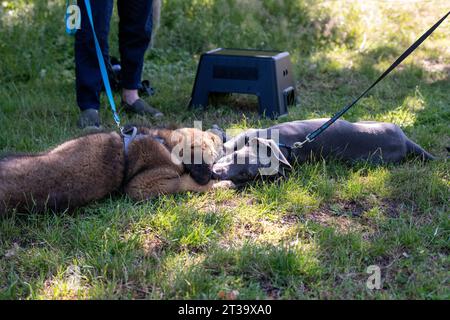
[294,10,450,148]
[84,0,122,130]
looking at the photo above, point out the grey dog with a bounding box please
[211,118,434,185]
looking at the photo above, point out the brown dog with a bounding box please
[0,126,229,215]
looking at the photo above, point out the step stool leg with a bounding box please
[258,91,279,119]
[190,90,210,109]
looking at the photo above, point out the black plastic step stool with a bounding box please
[188,48,296,119]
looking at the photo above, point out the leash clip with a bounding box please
[293,135,314,149]
[119,126,126,136]
[121,126,137,138]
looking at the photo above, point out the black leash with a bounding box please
[292,10,450,149]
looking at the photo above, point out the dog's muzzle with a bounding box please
[211,166,226,180]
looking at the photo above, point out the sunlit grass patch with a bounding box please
[145,204,232,250]
[284,187,321,215]
[376,88,427,125]
[37,264,90,300]
[362,206,387,224]
[338,167,391,201]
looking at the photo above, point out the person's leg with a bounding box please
[117,0,163,117]
[75,0,114,127]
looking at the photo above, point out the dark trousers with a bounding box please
[75,0,153,111]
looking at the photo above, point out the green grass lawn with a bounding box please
[0,0,448,299]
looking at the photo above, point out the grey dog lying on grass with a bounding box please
[0,126,229,215]
[211,119,435,186]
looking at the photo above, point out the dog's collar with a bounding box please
[122,126,166,158]
[120,127,138,189]
[122,126,138,157]
[120,126,166,188]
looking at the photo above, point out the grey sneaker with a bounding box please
[122,98,163,118]
[77,109,100,129]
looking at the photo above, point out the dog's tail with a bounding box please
[406,139,435,161]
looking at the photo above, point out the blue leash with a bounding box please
[83,0,122,131]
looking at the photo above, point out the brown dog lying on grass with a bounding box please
[0,126,230,215]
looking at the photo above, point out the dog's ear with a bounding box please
[249,138,292,168]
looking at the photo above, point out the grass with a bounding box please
[0,0,449,299]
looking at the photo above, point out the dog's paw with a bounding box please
[212,180,236,190]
